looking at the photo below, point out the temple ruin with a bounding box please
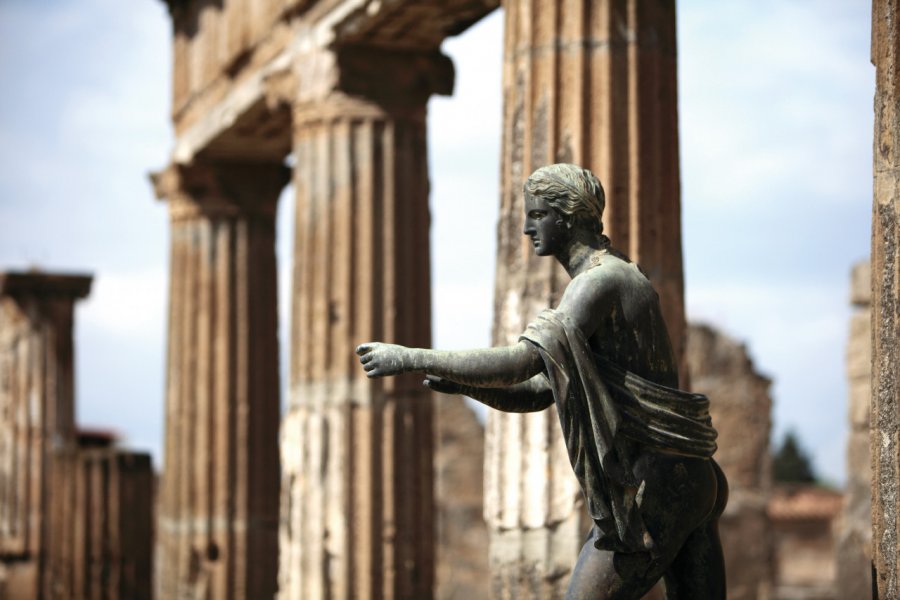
[1,0,894,597]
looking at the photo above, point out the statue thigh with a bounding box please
[565,454,726,600]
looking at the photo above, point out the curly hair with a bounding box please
[524,163,605,234]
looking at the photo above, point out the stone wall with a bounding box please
[870,1,900,595]
[835,260,873,598]
[686,323,775,600]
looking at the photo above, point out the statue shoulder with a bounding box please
[557,260,622,333]
[575,254,632,289]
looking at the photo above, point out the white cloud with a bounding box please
[679,0,873,211]
[433,282,494,350]
[79,267,168,341]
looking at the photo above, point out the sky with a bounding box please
[0,0,873,485]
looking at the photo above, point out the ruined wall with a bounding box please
[871,0,900,595]
[834,260,873,598]
[686,323,775,600]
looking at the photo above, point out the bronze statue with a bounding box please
[357,163,727,599]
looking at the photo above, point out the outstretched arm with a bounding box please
[424,373,553,413]
[356,341,544,388]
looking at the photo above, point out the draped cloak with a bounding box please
[519,309,718,555]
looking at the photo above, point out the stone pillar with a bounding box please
[487,1,684,594]
[152,161,288,600]
[871,2,900,596]
[278,47,451,599]
[0,271,91,597]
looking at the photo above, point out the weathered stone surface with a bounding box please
[487,1,686,594]
[835,260,873,599]
[870,1,900,594]
[435,397,489,600]
[153,160,288,600]
[687,323,775,600]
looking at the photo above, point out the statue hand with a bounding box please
[356,342,413,378]
[422,375,462,395]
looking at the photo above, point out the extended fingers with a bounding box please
[423,375,458,394]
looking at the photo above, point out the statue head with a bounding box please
[523,163,605,256]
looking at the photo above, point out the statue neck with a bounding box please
[557,232,610,278]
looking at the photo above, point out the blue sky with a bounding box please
[0,0,873,484]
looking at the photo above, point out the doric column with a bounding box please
[488,1,684,594]
[152,161,289,600]
[871,1,900,595]
[0,271,92,596]
[278,46,451,599]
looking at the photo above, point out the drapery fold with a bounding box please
[520,309,717,555]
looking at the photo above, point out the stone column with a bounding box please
[278,47,451,599]
[487,0,684,594]
[0,271,92,597]
[871,1,900,596]
[152,161,289,600]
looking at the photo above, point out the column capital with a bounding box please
[0,270,93,301]
[290,45,454,128]
[150,160,290,222]
[335,44,454,111]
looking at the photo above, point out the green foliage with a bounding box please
[772,430,817,484]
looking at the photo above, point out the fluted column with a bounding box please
[279,46,452,599]
[487,1,684,595]
[153,161,288,600]
[0,271,91,596]
[871,1,900,595]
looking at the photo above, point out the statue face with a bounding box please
[523,192,568,256]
